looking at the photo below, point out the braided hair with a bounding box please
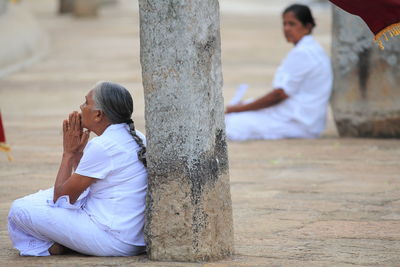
[92,81,147,167]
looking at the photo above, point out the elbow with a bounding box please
[277,88,289,101]
[53,186,64,204]
[52,190,76,205]
[53,188,60,204]
[273,88,289,104]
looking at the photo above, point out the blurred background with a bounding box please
[0,0,334,140]
[0,0,335,196]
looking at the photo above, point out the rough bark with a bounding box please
[139,0,234,262]
[331,6,400,138]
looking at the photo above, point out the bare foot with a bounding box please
[48,243,66,255]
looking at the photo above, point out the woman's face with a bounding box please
[282,11,311,45]
[80,90,96,130]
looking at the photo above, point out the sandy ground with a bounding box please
[0,0,399,266]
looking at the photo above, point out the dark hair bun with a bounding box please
[283,4,316,30]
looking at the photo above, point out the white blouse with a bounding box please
[272,35,333,135]
[75,123,147,246]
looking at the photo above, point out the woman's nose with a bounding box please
[283,24,290,31]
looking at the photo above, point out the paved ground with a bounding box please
[1,0,399,266]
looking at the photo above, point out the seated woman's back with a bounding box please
[272,35,333,134]
[76,123,147,245]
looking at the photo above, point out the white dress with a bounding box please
[225,35,333,141]
[8,123,148,256]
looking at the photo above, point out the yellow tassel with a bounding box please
[0,142,13,161]
[374,22,400,50]
[375,39,384,50]
[384,33,389,41]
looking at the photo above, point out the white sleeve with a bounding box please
[272,49,315,96]
[75,140,113,179]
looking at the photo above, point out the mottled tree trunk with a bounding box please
[139,0,234,262]
[331,6,400,137]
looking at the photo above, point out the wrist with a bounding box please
[232,105,244,113]
[227,105,239,113]
[62,152,81,159]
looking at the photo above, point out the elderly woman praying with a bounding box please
[8,81,147,256]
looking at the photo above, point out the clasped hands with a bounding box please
[63,112,90,161]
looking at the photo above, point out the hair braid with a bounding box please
[92,81,147,167]
[127,120,147,168]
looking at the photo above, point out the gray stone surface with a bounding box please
[139,0,234,261]
[331,6,400,138]
[1,1,400,266]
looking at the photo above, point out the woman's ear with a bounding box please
[306,23,313,34]
[94,110,103,122]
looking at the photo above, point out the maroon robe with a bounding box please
[329,0,400,49]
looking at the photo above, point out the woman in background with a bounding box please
[225,4,333,141]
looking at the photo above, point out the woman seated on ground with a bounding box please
[8,81,148,256]
[225,4,333,141]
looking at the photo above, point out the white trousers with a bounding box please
[8,188,145,256]
[225,110,317,141]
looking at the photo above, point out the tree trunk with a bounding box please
[331,6,400,137]
[139,0,234,262]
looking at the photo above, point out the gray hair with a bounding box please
[92,81,147,167]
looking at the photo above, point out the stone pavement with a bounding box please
[0,0,399,266]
